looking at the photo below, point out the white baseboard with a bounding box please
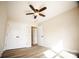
[64,48,79,54]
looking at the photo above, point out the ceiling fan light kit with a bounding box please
[26,4,47,19]
[34,12,39,16]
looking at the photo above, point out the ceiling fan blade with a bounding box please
[29,5,36,12]
[39,7,47,12]
[39,13,45,17]
[34,15,37,19]
[26,13,34,15]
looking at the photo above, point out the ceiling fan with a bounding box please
[26,4,47,19]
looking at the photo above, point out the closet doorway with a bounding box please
[31,26,38,46]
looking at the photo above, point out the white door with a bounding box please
[4,21,31,50]
[37,25,45,46]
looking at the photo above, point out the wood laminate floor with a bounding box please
[1,46,48,58]
[1,45,78,58]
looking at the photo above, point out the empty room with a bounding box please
[0,1,79,58]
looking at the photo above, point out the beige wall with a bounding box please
[0,2,7,51]
[38,7,79,53]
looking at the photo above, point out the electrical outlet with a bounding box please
[16,36,19,38]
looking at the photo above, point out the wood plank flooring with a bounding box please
[1,46,48,58]
[1,45,78,58]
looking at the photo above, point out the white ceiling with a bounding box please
[7,1,77,24]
